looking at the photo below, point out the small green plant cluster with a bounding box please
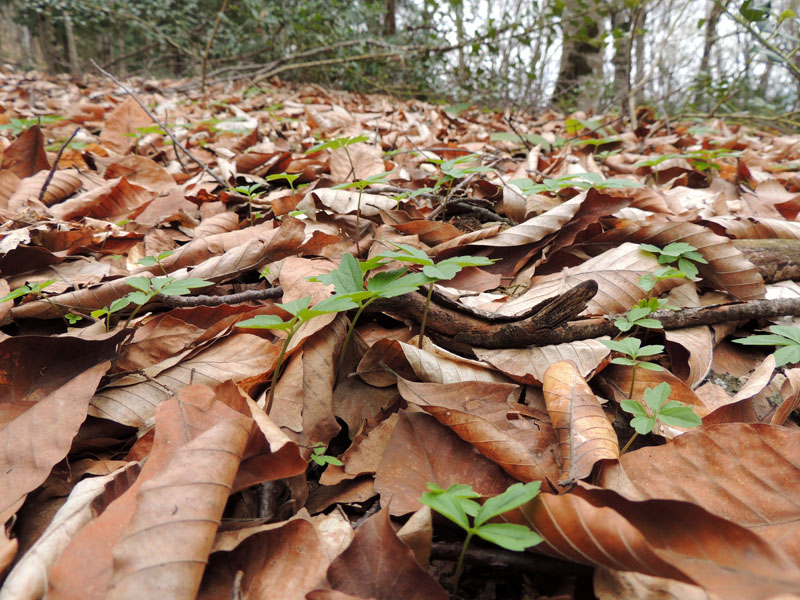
[0,279,55,303]
[0,115,63,136]
[421,481,542,596]
[511,172,643,196]
[635,148,742,173]
[734,325,800,366]
[308,442,343,467]
[237,245,495,411]
[92,274,212,332]
[600,243,706,452]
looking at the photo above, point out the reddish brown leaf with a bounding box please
[542,361,619,484]
[0,126,49,178]
[326,507,448,600]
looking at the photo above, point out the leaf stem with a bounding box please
[452,530,474,597]
[338,299,374,377]
[628,363,638,402]
[418,283,434,349]
[620,431,638,454]
[266,325,297,414]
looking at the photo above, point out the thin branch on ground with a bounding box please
[39,127,80,204]
[156,287,283,307]
[91,59,228,188]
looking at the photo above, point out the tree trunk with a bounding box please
[552,0,605,111]
[610,5,632,104]
[63,11,80,77]
[694,0,728,107]
[384,0,396,35]
[37,12,56,73]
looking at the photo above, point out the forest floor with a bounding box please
[1,66,800,600]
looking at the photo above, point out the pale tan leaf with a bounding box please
[313,188,398,216]
[499,242,672,317]
[475,338,610,385]
[664,326,714,389]
[89,333,280,427]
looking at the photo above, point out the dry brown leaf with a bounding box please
[497,242,675,317]
[589,222,766,301]
[0,125,49,179]
[542,361,619,484]
[396,377,560,486]
[99,96,153,155]
[374,411,512,515]
[514,486,800,599]
[474,338,610,385]
[326,507,449,600]
[598,423,800,564]
[0,361,110,526]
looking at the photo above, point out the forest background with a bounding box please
[1,0,799,127]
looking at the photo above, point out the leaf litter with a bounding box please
[1,67,800,599]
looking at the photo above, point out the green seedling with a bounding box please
[137,251,175,276]
[620,382,702,452]
[377,242,496,348]
[64,312,83,326]
[635,148,742,173]
[91,296,135,332]
[306,135,369,183]
[308,442,343,467]
[236,293,358,413]
[231,183,267,226]
[641,242,708,280]
[600,337,664,402]
[0,115,62,136]
[426,153,492,212]
[490,131,552,153]
[333,170,394,253]
[510,172,643,196]
[421,481,542,596]
[733,325,800,366]
[93,275,212,332]
[310,252,426,371]
[265,172,301,206]
[613,304,664,333]
[0,279,55,303]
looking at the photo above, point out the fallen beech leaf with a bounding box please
[0,361,110,526]
[598,423,800,563]
[0,125,49,178]
[374,411,511,515]
[542,361,619,484]
[396,377,560,486]
[326,506,448,600]
[475,338,610,385]
[0,464,138,600]
[99,96,152,155]
[514,486,800,599]
[199,519,330,600]
[48,385,253,600]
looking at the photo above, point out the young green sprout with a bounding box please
[377,243,496,348]
[421,481,542,596]
[619,382,701,453]
[236,293,358,413]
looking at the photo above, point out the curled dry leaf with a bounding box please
[542,360,619,484]
[498,242,674,317]
[589,221,766,301]
[0,463,139,600]
[513,486,800,599]
[0,361,110,527]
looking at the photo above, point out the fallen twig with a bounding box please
[39,127,80,204]
[155,287,283,307]
[91,59,228,188]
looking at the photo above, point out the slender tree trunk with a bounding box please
[610,4,632,104]
[63,11,80,77]
[37,12,56,73]
[384,0,396,35]
[552,0,605,111]
[632,7,645,104]
[694,0,728,107]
